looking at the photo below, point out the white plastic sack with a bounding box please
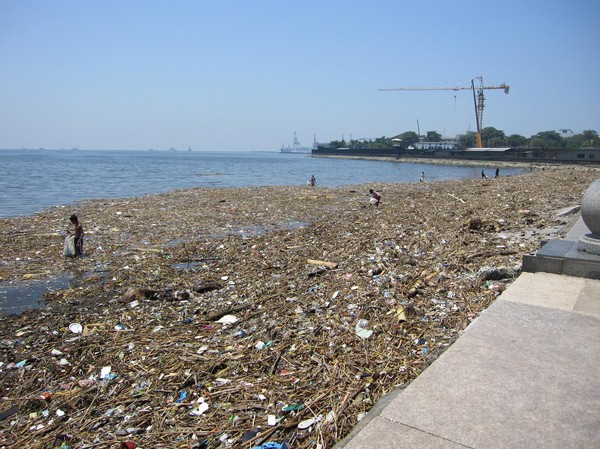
[216,314,238,324]
[63,235,76,257]
[369,197,379,205]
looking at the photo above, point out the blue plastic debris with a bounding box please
[176,391,187,403]
[252,443,289,449]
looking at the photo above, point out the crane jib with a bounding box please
[378,77,510,148]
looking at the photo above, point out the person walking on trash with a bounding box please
[310,175,316,187]
[69,214,84,256]
[369,189,382,207]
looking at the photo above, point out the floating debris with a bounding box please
[0,168,598,448]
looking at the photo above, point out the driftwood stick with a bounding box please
[307,259,338,268]
[448,193,466,203]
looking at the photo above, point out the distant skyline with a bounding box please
[1,0,599,151]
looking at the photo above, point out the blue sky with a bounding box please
[1,0,599,151]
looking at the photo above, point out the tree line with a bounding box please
[325,129,599,150]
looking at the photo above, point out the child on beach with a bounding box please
[69,214,84,256]
[369,189,382,207]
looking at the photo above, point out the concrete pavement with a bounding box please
[335,221,600,449]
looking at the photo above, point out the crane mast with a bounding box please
[379,77,509,148]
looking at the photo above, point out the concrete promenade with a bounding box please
[335,221,600,449]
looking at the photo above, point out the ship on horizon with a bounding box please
[280,132,314,153]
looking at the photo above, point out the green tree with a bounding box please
[371,137,393,149]
[581,130,599,148]
[530,131,563,149]
[507,134,528,147]
[349,139,363,149]
[397,131,419,146]
[563,131,599,149]
[426,131,442,142]
[457,131,476,148]
[564,134,586,149]
[323,129,599,152]
[481,127,506,147]
[329,140,347,149]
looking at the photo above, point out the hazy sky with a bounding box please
[1,0,599,151]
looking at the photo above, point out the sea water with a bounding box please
[0,149,523,218]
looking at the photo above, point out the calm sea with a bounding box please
[0,149,523,218]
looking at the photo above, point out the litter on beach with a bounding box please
[0,167,598,448]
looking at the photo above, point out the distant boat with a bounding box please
[280,132,312,153]
[280,145,311,154]
[169,147,177,152]
[188,146,192,152]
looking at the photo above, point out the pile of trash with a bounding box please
[0,168,597,448]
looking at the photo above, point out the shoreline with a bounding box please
[1,169,598,448]
[3,154,597,221]
[310,153,600,170]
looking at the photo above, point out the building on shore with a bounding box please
[557,148,600,161]
[312,144,600,164]
[408,139,460,151]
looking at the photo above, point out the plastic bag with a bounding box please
[63,235,76,257]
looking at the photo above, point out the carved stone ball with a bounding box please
[581,178,600,237]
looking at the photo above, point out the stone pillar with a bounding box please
[578,178,600,255]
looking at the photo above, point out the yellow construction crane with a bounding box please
[379,76,509,148]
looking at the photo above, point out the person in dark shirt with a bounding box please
[69,214,84,256]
